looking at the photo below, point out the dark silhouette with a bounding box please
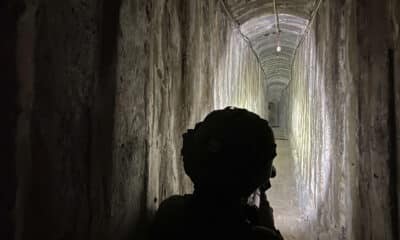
[150,107,284,239]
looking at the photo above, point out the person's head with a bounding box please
[181,107,276,199]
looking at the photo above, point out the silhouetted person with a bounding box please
[150,107,283,240]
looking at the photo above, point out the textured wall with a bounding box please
[394,0,400,233]
[14,0,267,239]
[18,1,116,239]
[356,1,400,239]
[144,0,268,225]
[1,2,21,239]
[287,0,400,239]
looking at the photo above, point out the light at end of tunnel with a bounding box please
[276,45,282,52]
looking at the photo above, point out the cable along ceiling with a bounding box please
[224,0,319,99]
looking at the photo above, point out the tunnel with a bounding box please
[2,0,400,239]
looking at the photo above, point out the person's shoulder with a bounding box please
[160,195,188,206]
[251,226,284,240]
[156,195,189,215]
[150,195,191,239]
[153,195,191,224]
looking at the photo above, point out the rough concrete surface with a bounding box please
[286,0,400,239]
[14,0,267,239]
[144,0,268,222]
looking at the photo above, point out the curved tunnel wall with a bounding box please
[224,0,315,137]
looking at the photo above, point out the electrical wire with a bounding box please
[273,0,281,34]
[273,0,281,52]
[218,0,268,77]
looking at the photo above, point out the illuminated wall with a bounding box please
[287,0,400,239]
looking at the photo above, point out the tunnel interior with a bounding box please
[226,2,315,238]
[4,0,400,240]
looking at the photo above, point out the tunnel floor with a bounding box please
[268,139,308,240]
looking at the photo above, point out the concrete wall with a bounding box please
[356,1,400,239]
[394,0,400,233]
[1,2,22,239]
[14,0,267,239]
[146,1,267,220]
[287,0,400,239]
[388,0,400,235]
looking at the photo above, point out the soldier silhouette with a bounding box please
[150,107,283,240]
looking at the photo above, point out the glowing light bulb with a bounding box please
[276,45,282,52]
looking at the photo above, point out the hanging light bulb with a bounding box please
[273,0,281,53]
[276,31,281,52]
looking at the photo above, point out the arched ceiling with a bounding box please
[224,0,319,100]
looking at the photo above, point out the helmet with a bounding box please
[181,107,276,197]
